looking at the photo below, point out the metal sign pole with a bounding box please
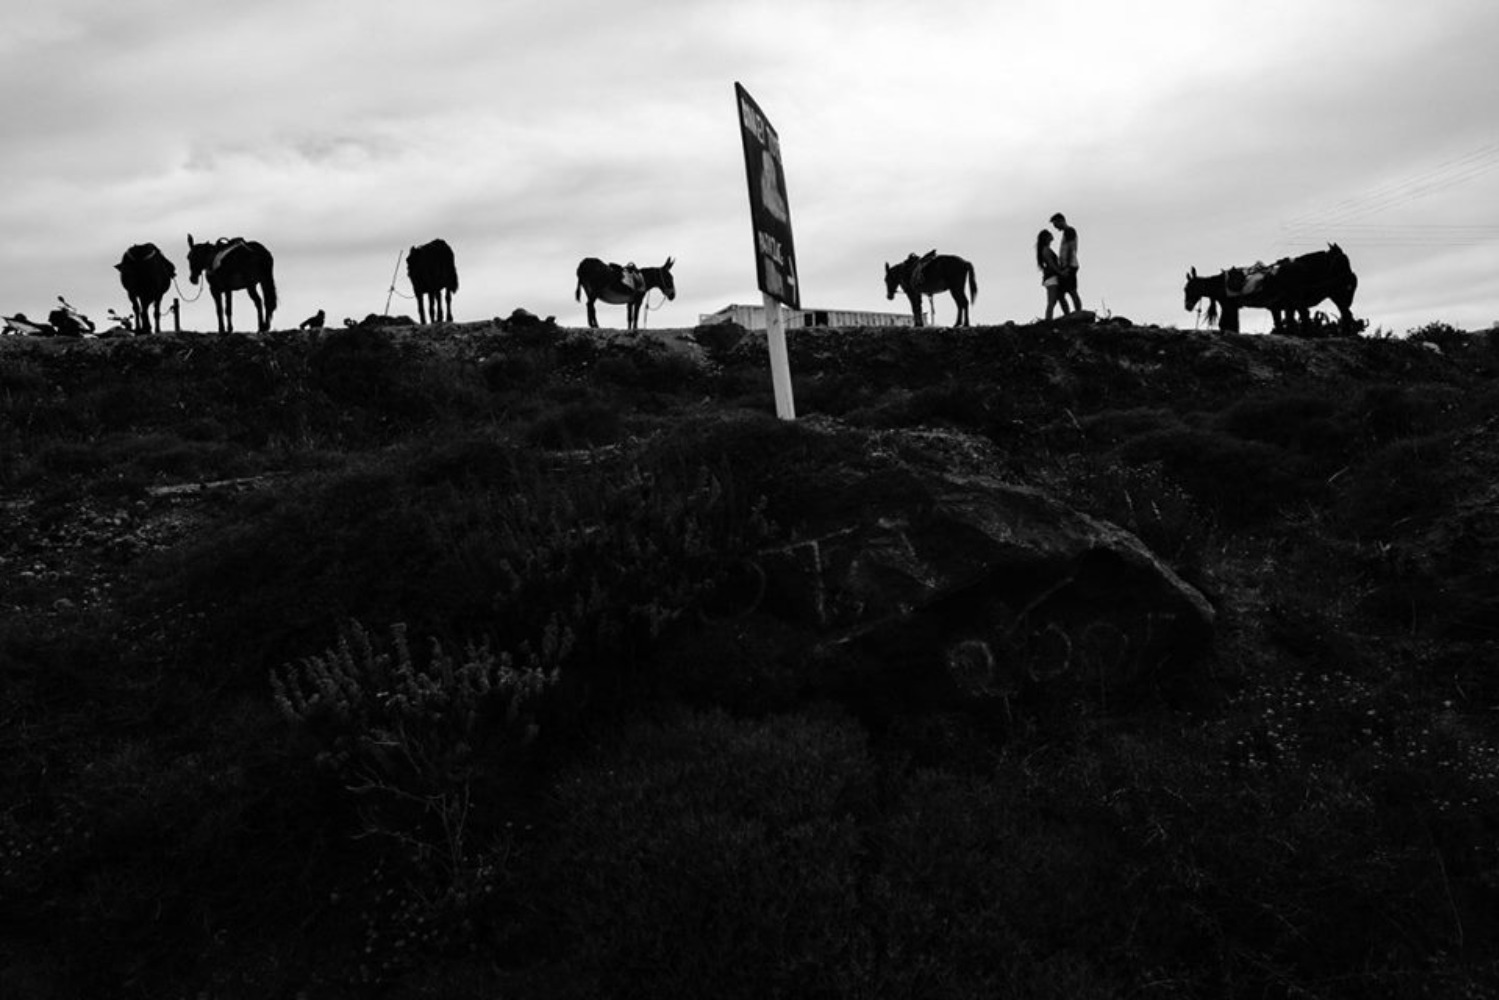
[763,292,795,420]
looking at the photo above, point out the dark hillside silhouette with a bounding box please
[2,318,1497,998]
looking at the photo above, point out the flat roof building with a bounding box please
[698,303,915,330]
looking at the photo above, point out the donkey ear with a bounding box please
[664,257,674,269]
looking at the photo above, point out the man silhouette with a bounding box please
[1050,213,1081,313]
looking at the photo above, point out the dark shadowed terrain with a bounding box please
[2,316,1498,998]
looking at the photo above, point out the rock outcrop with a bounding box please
[695,420,1217,718]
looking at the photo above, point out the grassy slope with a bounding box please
[2,319,1497,998]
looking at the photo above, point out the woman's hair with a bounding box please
[1035,229,1053,269]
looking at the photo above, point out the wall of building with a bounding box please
[698,304,915,330]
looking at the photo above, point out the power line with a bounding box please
[1280,222,1499,248]
[1280,142,1499,233]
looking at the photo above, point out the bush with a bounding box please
[1063,457,1215,585]
[271,621,561,986]
[594,344,703,395]
[307,326,491,434]
[1407,321,1468,352]
[1354,382,1463,444]
[522,399,623,449]
[511,708,876,999]
[1076,406,1184,447]
[1116,426,1319,523]
[1212,391,1350,462]
[1335,432,1457,539]
[139,430,776,708]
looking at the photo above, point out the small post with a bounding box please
[764,292,795,420]
[384,249,404,317]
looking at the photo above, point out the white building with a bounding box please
[698,303,915,330]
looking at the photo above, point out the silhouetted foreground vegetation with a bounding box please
[3,318,1498,998]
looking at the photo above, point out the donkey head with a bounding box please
[658,257,676,300]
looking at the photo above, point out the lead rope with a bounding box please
[385,248,419,314]
[172,273,207,304]
[640,287,667,327]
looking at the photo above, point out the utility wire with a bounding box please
[1281,143,1499,232]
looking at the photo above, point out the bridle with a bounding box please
[636,268,674,327]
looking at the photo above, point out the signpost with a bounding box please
[735,82,798,420]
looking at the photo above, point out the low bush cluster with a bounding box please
[272,622,560,985]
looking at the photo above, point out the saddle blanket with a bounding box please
[612,263,644,293]
[1225,261,1277,298]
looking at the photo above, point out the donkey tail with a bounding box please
[575,277,583,303]
[968,261,978,302]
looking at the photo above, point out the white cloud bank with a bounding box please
[2,0,1495,333]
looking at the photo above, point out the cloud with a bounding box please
[2,0,1496,331]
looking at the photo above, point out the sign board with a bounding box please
[735,82,800,310]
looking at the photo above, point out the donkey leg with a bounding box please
[1336,295,1356,333]
[586,299,599,329]
[908,293,924,328]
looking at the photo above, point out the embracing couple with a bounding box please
[1035,212,1080,320]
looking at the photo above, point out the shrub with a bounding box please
[594,344,703,395]
[1335,432,1457,539]
[521,398,623,449]
[888,379,1014,436]
[139,430,777,704]
[1075,406,1184,447]
[1354,382,1462,444]
[1407,321,1468,352]
[271,621,561,985]
[479,347,549,392]
[1063,457,1215,585]
[35,440,112,477]
[307,326,491,434]
[512,707,876,999]
[1211,391,1350,462]
[1116,426,1319,523]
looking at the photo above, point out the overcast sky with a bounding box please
[3,0,1497,335]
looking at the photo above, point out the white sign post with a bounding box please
[762,293,795,420]
[735,83,799,421]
